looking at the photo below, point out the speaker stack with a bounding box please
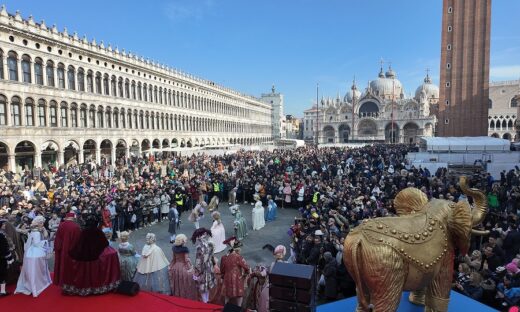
[269,262,316,312]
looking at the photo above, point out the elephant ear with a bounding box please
[447,200,472,255]
[393,187,428,216]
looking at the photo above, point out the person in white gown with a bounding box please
[133,233,171,294]
[252,195,265,230]
[210,211,226,253]
[15,216,52,297]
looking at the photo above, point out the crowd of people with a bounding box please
[0,144,519,310]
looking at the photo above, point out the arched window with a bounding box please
[38,99,46,127]
[149,85,153,102]
[97,108,104,128]
[95,72,102,94]
[80,105,87,128]
[46,60,55,87]
[21,55,31,83]
[103,74,109,95]
[25,98,34,126]
[113,110,119,128]
[118,78,123,97]
[34,58,43,85]
[77,68,85,91]
[131,81,136,99]
[8,51,18,81]
[488,99,493,109]
[125,79,130,98]
[57,63,65,88]
[67,65,76,90]
[127,111,132,129]
[512,97,518,108]
[105,109,111,128]
[89,107,95,128]
[139,112,144,129]
[143,83,148,101]
[86,70,93,92]
[0,95,6,125]
[60,102,68,127]
[159,87,163,104]
[137,83,142,101]
[111,76,117,96]
[70,103,78,127]
[490,120,495,130]
[146,112,150,129]
[508,120,513,129]
[10,96,21,126]
[49,100,58,127]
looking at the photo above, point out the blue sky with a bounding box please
[3,0,520,116]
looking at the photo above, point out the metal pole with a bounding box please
[392,77,395,144]
[352,79,355,142]
[316,83,319,147]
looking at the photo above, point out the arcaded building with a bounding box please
[488,80,519,141]
[0,8,272,172]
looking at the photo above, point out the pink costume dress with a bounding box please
[167,245,198,300]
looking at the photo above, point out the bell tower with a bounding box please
[437,0,491,137]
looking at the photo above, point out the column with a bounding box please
[16,59,22,83]
[58,149,64,166]
[110,147,116,165]
[78,148,84,164]
[5,97,11,126]
[34,151,42,169]
[30,61,35,84]
[42,64,47,86]
[8,154,15,173]
[95,147,101,165]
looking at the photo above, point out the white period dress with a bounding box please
[15,230,52,297]
[210,220,227,253]
[252,200,266,230]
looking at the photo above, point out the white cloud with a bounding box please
[490,65,520,79]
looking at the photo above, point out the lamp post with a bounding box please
[315,83,319,147]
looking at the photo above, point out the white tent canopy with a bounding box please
[420,136,510,152]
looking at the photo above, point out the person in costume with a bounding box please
[14,216,52,297]
[0,219,15,296]
[207,195,219,212]
[168,204,178,243]
[252,194,265,230]
[230,205,247,241]
[53,212,80,287]
[209,255,225,305]
[244,265,269,312]
[64,214,121,296]
[265,195,277,222]
[262,244,287,270]
[220,236,250,306]
[192,228,215,303]
[117,231,138,282]
[134,233,170,294]
[1,215,24,284]
[167,234,198,300]
[188,201,206,230]
[210,211,226,253]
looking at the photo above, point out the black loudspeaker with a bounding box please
[269,262,316,312]
[115,281,140,296]
[223,302,242,312]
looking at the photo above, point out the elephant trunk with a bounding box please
[459,176,487,227]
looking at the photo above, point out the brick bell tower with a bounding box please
[437,0,492,137]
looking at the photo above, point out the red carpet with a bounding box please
[4,283,223,312]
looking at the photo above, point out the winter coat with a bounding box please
[322,258,337,299]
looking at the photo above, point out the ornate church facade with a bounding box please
[303,67,438,144]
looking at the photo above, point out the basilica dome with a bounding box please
[370,67,403,98]
[344,88,362,103]
[415,74,439,101]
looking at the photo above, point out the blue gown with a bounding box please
[266,200,277,221]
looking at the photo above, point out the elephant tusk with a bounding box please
[471,229,489,236]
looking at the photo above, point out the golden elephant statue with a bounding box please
[343,176,487,312]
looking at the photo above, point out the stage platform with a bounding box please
[317,291,498,312]
[4,283,222,312]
